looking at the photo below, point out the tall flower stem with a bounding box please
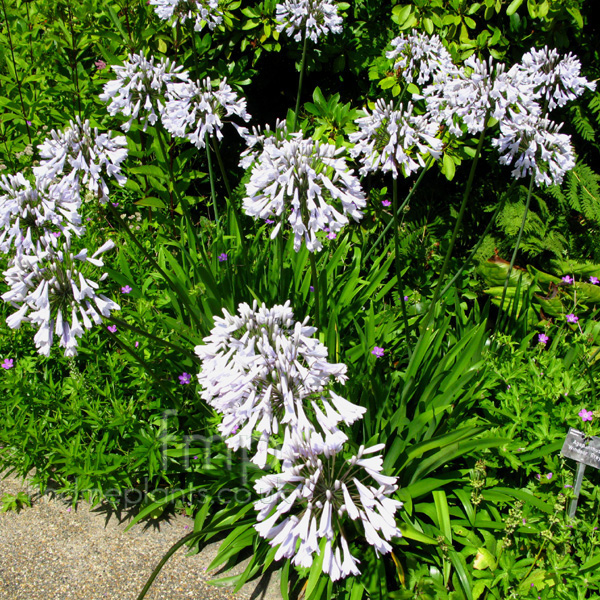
[309,252,321,329]
[362,158,431,266]
[211,138,232,198]
[438,182,515,298]
[211,137,247,254]
[0,0,31,144]
[496,173,535,318]
[422,115,489,330]
[291,29,309,132]
[205,132,221,234]
[392,177,411,354]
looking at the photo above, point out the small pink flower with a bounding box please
[179,372,191,385]
[372,346,384,358]
[381,200,391,207]
[546,472,553,480]
[579,408,594,422]
[538,333,549,345]
[327,231,336,240]
[562,275,573,284]
[566,313,578,324]
[218,253,228,262]
[135,341,139,348]
[95,59,107,71]
[1,358,14,370]
[107,325,117,333]
[121,285,132,294]
[590,276,599,285]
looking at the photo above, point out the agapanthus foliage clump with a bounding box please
[99,52,189,132]
[275,0,343,43]
[163,77,250,149]
[149,0,223,31]
[32,117,128,203]
[349,99,443,178]
[195,301,402,580]
[242,126,365,252]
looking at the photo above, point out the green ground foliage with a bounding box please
[1,0,600,598]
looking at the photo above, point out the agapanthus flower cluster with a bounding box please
[195,301,363,467]
[386,31,455,86]
[2,237,119,356]
[492,114,575,186]
[242,129,365,252]
[255,436,402,579]
[99,52,189,132]
[163,77,250,149]
[349,99,443,178]
[195,301,402,580]
[149,0,222,31]
[32,117,128,203]
[0,173,82,256]
[379,33,595,187]
[511,46,596,111]
[275,0,343,43]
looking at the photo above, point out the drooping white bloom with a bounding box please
[275,0,343,43]
[99,53,189,132]
[349,99,443,178]
[33,118,128,203]
[2,236,119,356]
[492,113,575,187]
[0,172,82,256]
[149,0,222,31]
[242,130,365,252]
[195,301,363,467]
[254,439,402,580]
[510,46,597,111]
[386,30,455,86]
[162,77,250,148]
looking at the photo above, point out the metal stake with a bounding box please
[568,461,587,518]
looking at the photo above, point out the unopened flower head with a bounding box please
[195,301,365,467]
[492,114,575,187]
[33,117,128,203]
[254,439,402,580]
[386,31,455,86]
[512,46,596,111]
[2,236,120,356]
[275,0,343,43]
[349,99,442,178]
[149,0,222,31]
[163,77,250,149]
[242,130,365,252]
[99,52,189,132]
[0,172,82,256]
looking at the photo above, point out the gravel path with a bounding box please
[0,472,281,600]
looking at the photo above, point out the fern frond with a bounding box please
[570,104,596,142]
[567,161,600,223]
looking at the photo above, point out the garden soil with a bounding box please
[0,472,282,600]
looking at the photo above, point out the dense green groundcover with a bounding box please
[1,0,600,598]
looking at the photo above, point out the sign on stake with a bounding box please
[561,428,600,517]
